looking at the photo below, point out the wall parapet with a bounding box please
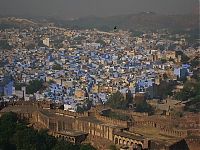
[95,114,128,127]
[54,109,88,118]
[160,128,188,138]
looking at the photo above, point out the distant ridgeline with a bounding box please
[52,13,199,32]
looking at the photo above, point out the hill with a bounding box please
[0,17,38,29]
[53,12,199,31]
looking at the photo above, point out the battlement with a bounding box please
[95,113,128,127]
[54,109,89,118]
[111,108,148,117]
[160,128,188,138]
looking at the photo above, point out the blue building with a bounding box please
[0,77,14,96]
[174,67,189,80]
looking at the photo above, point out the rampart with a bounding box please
[95,113,128,127]
[186,137,200,150]
[54,109,88,118]
[0,101,198,149]
[159,128,188,137]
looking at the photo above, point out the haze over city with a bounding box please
[0,0,198,19]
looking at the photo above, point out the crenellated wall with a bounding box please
[0,101,198,149]
[73,119,114,141]
[111,108,148,118]
[95,113,128,127]
[133,120,188,138]
[160,128,188,137]
[54,109,88,118]
[186,137,200,150]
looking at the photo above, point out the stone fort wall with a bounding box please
[95,113,128,127]
[1,101,199,147]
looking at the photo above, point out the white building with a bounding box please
[43,38,50,47]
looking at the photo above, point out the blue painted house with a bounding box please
[0,77,14,96]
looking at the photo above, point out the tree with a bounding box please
[26,79,44,94]
[106,91,128,109]
[135,101,154,114]
[175,78,200,112]
[160,58,167,64]
[126,90,133,105]
[95,39,106,47]
[0,112,18,150]
[80,144,96,150]
[175,51,189,63]
[0,40,12,50]
[190,56,199,68]
[175,80,198,101]
[52,63,63,70]
[53,140,78,150]
[76,105,85,113]
[25,43,35,50]
[109,145,118,150]
[14,82,26,90]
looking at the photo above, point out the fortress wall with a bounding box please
[111,108,148,117]
[178,122,200,129]
[54,109,88,118]
[72,119,114,141]
[186,138,200,150]
[134,121,165,128]
[36,111,50,128]
[134,120,188,138]
[159,128,188,138]
[93,105,148,118]
[187,129,200,136]
[95,114,128,127]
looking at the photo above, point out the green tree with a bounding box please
[53,139,78,150]
[190,56,199,68]
[106,91,128,109]
[160,58,167,64]
[25,43,35,50]
[26,79,44,94]
[135,101,154,114]
[126,90,133,105]
[52,63,63,70]
[0,40,12,50]
[76,105,85,113]
[95,39,106,47]
[109,144,118,150]
[0,112,18,150]
[80,144,96,150]
[14,82,26,90]
[175,78,200,112]
[175,51,190,63]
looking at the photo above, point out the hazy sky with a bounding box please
[0,0,198,19]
